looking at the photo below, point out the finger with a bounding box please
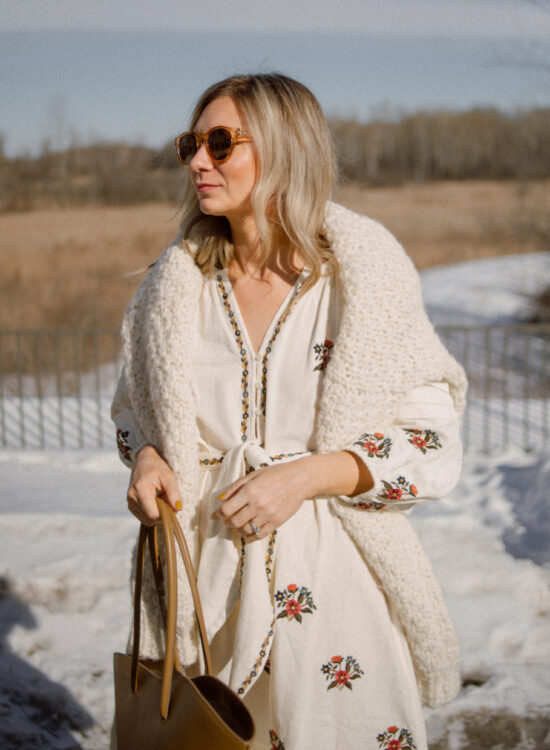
[242,522,273,543]
[127,484,160,524]
[217,471,257,503]
[159,474,183,512]
[211,490,249,521]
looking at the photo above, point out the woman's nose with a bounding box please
[189,144,213,171]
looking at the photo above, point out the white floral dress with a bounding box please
[113,269,462,750]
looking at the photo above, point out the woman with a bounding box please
[112,73,467,750]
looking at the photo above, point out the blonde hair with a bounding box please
[179,73,338,290]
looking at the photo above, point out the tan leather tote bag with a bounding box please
[113,498,256,749]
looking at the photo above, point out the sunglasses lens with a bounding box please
[177,133,199,165]
[207,128,233,161]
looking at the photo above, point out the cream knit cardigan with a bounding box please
[120,201,468,708]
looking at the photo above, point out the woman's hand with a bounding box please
[211,451,373,542]
[127,445,182,526]
[211,459,314,541]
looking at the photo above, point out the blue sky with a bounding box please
[2,0,549,156]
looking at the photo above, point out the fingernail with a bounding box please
[175,501,182,511]
[218,492,226,500]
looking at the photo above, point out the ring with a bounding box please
[249,521,261,538]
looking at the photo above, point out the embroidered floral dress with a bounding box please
[113,269,462,750]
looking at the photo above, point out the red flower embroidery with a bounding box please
[334,669,350,686]
[321,655,363,691]
[388,741,402,750]
[364,441,378,453]
[275,584,316,623]
[387,726,399,733]
[285,600,301,617]
[404,428,442,454]
[379,478,418,503]
[387,488,403,500]
[374,432,384,439]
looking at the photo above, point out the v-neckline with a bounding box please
[220,269,305,355]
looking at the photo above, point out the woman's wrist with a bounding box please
[302,451,374,498]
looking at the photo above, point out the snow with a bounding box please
[1,252,549,748]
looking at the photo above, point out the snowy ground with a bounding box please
[1,449,549,749]
[1,253,549,749]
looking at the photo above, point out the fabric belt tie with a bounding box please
[196,440,310,694]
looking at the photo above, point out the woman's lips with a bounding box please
[196,183,218,192]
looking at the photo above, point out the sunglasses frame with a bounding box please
[174,126,252,166]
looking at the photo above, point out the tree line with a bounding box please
[1,106,549,212]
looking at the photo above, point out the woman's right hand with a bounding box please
[127,445,182,526]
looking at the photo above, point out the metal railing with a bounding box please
[0,325,549,453]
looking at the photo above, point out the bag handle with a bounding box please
[131,498,213,719]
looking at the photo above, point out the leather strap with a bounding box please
[130,498,214,719]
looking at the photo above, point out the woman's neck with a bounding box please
[229,217,302,284]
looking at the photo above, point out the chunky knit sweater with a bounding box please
[119,201,467,708]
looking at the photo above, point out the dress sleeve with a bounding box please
[340,381,462,512]
[111,371,149,468]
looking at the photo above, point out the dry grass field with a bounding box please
[1,179,548,330]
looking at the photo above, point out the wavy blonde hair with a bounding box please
[179,73,338,290]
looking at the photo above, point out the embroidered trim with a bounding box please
[237,529,278,695]
[265,529,277,582]
[260,287,301,416]
[217,274,250,442]
[199,455,224,466]
[270,451,307,462]
[239,538,246,594]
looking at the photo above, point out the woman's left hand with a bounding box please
[211,458,316,542]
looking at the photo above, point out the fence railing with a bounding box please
[0,325,549,453]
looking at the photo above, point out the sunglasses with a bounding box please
[174,126,252,166]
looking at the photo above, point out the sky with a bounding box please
[1,0,550,156]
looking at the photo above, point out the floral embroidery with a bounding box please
[378,476,418,501]
[217,275,250,442]
[354,500,385,511]
[321,655,364,691]
[353,432,392,458]
[376,725,417,749]
[116,429,132,461]
[275,584,316,623]
[269,729,285,749]
[313,339,333,371]
[261,289,301,416]
[404,428,442,454]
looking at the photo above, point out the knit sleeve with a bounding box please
[340,382,462,511]
[111,370,149,468]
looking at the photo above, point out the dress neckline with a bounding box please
[219,268,306,356]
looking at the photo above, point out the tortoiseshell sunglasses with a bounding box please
[174,126,252,166]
